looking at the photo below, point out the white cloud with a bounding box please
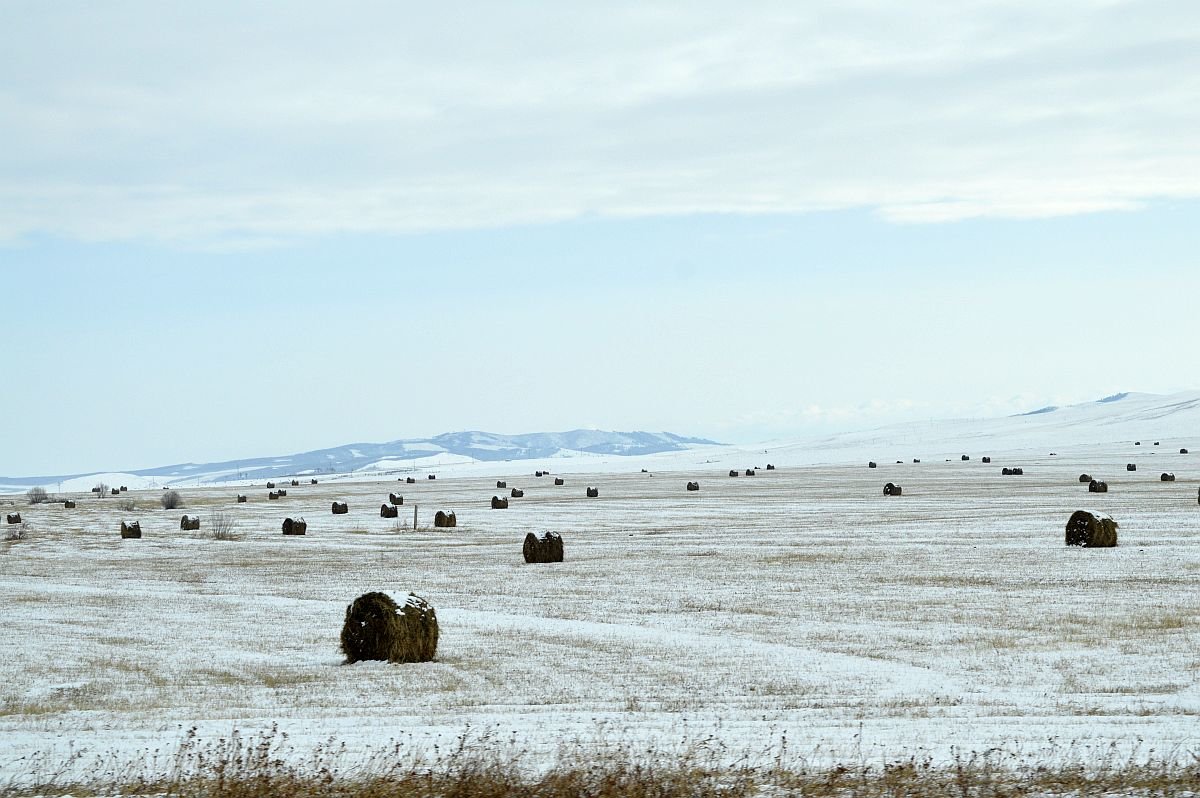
[2,1,1198,243]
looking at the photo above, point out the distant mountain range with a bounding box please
[0,429,720,489]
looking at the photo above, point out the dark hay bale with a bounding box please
[766,464,775,470]
[1155,442,1160,446]
[535,471,543,477]
[433,510,456,528]
[1014,467,1024,475]
[277,489,287,497]
[1078,474,1091,483]
[868,462,877,468]
[1135,441,1141,446]
[510,488,524,498]
[962,455,970,461]
[523,531,564,564]
[268,491,280,500]
[341,592,438,664]
[1002,467,1024,476]
[1127,463,1137,472]
[406,477,416,484]
[63,500,75,509]
[728,470,739,477]
[883,483,902,496]
[553,477,564,486]
[896,460,903,464]
[237,494,247,503]
[266,482,276,489]
[745,469,756,476]
[120,520,141,539]
[111,488,120,495]
[1181,448,1189,454]
[491,496,509,509]
[686,481,700,491]
[1089,479,1109,493]
[913,459,921,463]
[282,517,307,535]
[982,456,991,464]
[496,481,507,489]
[381,503,398,518]
[332,501,349,515]
[389,493,404,505]
[1002,467,1012,475]
[180,514,200,531]
[290,480,299,487]
[311,479,318,485]
[1161,473,1176,482]
[641,468,649,473]
[119,486,127,492]
[1065,510,1118,547]
[91,487,101,493]
[586,487,599,498]
[427,474,436,480]
[6,513,22,524]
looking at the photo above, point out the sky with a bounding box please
[2,1,1198,476]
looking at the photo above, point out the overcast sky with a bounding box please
[2,1,1198,475]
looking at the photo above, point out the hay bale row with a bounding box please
[388,493,403,505]
[340,592,438,664]
[380,504,398,518]
[434,510,456,528]
[686,481,700,492]
[1065,510,1117,547]
[523,531,564,563]
[510,488,524,498]
[554,477,564,486]
[332,501,349,515]
[6,513,22,524]
[883,482,902,496]
[1089,479,1109,493]
[120,520,141,538]
[1001,467,1024,476]
[585,487,599,498]
[491,496,509,509]
[1161,472,1176,482]
[180,514,200,531]
[282,517,307,535]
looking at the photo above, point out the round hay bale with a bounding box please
[7,513,23,524]
[913,459,921,463]
[523,531,564,563]
[277,489,287,497]
[883,482,902,496]
[1002,467,1013,476]
[491,495,509,509]
[510,488,524,498]
[340,591,438,664]
[427,474,436,480]
[111,488,120,495]
[1181,448,1189,454]
[868,461,877,468]
[728,470,739,477]
[311,479,319,485]
[1135,441,1141,446]
[1160,472,1176,482]
[1127,463,1137,471]
[119,486,127,492]
[745,469,756,476]
[496,481,507,489]
[120,520,141,538]
[686,481,700,492]
[406,477,416,484]
[961,455,970,461]
[63,500,76,509]
[332,501,349,515]
[268,491,280,500]
[180,514,200,531]
[1078,474,1091,483]
[266,482,276,489]
[1065,510,1118,547]
[535,471,544,477]
[290,480,299,487]
[380,503,398,518]
[553,477,565,486]
[766,464,776,470]
[981,456,992,464]
[282,517,307,535]
[433,510,457,528]
[237,494,247,503]
[1088,479,1108,493]
[389,493,404,506]
[585,487,599,498]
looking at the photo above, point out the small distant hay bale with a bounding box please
[1160,472,1176,482]
[1088,479,1108,493]
[380,503,398,518]
[1078,474,1091,483]
[981,456,991,464]
[406,477,416,484]
[491,496,509,509]
[388,493,404,505]
[91,486,101,493]
[180,514,200,531]
[1181,448,1189,454]
[1135,441,1141,446]
[523,531,564,563]
[586,487,599,498]
[341,591,438,664]
[332,501,349,515]
[883,482,902,496]
[311,479,319,485]
[728,469,739,477]
[868,461,877,468]
[266,482,276,489]
[1154,441,1160,446]
[277,489,287,497]
[510,488,524,498]
[686,481,700,492]
[268,491,280,500]
[6,513,22,524]
[119,485,128,492]
[766,464,775,470]
[427,474,436,480]
[63,500,76,509]
[745,469,756,476]
[237,494,247,503]
[282,517,307,535]
[961,455,970,461]
[1002,467,1012,475]
[913,459,921,463]
[496,481,507,489]
[290,480,299,487]
[433,510,456,528]
[1002,467,1024,476]
[535,470,544,477]
[1126,463,1137,472]
[111,488,120,495]
[1065,510,1118,547]
[553,477,565,486]
[120,520,141,539]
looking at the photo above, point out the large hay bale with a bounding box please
[1088,479,1109,493]
[1127,463,1137,472]
[389,493,404,505]
[491,496,509,509]
[883,482,902,496]
[63,500,76,509]
[433,510,456,528]
[1160,472,1176,482]
[120,520,141,538]
[237,494,247,503]
[6,513,22,524]
[523,531,564,563]
[553,477,564,486]
[728,469,739,477]
[380,503,398,518]
[268,491,280,500]
[686,481,700,491]
[282,517,307,535]
[1078,474,1091,483]
[340,591,438,664]
[510,488,524,498]
[496,481,507,489]
[586,487,599,498]
[868,461,877,468]
[180,514,200,531]
[1065,510,1118,547]
[332,501,349,515]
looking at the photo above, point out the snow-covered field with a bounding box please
[3,423,1199,780]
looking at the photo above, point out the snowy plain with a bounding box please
[1,391,1199,780]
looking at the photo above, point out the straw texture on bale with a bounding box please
[63,500,75,509]
[523,531,564,563]
[380,503,398,518]
[180,514,200,531]
[1161,473,1176,482]
[1065,510,1118,547]
[433,510,456,528]
[1127,463,1137,471]
[554,477,564,485]
[388,493,403,505]
[883,483,902,496]
[6,513,22,524]
[237,494,247,503]
[282,517,307,535]
[332,502,349,515]
[686,481,700,491]
[496,481,507,489]
[1078,474,1091,483]
[491,496,509,509]
[120,520,141,538]
[586,487,599,498]
[1088,480,1109,493]
[340,592,439,664]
